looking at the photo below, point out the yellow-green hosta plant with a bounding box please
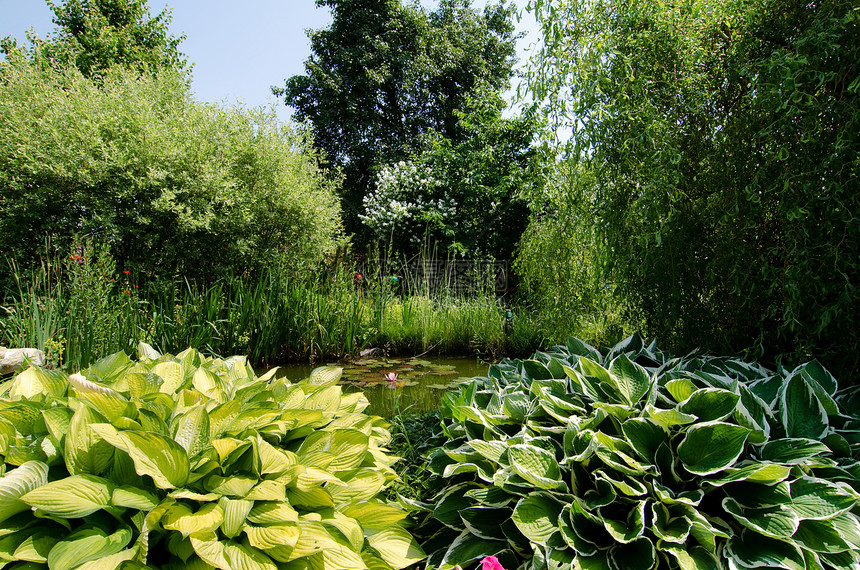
[0,345,425,569]
[415,335,860,570]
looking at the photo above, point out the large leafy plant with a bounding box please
[0,345,424,569]
[416,335,860,569]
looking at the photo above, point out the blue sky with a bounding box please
[1,1,540,123]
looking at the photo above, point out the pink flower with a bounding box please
[384,372,398,389]
[481,556,506,570]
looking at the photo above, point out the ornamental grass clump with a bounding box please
[415,334,860,570]
[0,345,424,569]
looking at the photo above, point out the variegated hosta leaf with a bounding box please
[677,421,750,475]
[0,460,49,523]
[21,474,113,518]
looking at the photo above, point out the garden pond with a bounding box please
[271,356,491,417]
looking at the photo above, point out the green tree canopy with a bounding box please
[2,0,187,78]
[522,0,859,374]
[276,0,520,246]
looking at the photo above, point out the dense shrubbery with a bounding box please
[0,348,423,569]
[0,49,341,282]
[523,0,860,375]
[414,335,860,569]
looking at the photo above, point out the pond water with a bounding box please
[271,356,491,417]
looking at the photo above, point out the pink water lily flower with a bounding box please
[384,372,398,389]
[481,556,506,570]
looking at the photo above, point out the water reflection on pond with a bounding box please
[272,356,491,417]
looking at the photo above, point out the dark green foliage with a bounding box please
[415,334,860,569]
[277,0,520,244]
[524,0,860,375]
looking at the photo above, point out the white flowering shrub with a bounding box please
[361,160,457,249]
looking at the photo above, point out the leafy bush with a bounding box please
[0,347,424,569]
[415,334,860,569]
[0,49,342,282]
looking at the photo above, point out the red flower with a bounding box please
[123,270,130,275]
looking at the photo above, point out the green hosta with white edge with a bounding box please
[0,344,424,569]
[414,334,860,570]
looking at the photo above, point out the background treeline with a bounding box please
[519,0,860,377]
[2,0,859,381]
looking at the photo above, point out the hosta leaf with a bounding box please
[366,526,426,569]
[64,405,114,476]
[583,477,616,509]
[644,405,697,427]
[91,424,190,489]
[559,505,598,556]
[601,500,646,543]
[0,461,49,523]
[523,359,554,380]
[248,501,300,525]
[47,525,133,570]
[439,530,504,570]
[508,444,566,490]
[595,470,647,497]
[793,518,852,553]
[163,502,224,538]
[7,367,67,400]
[608,353,651,405]
[829,513,860,554]
[722,497,799,538]
[789,477,856,520]
[245,524,300,556]
[75,548,137,569]
[679,388,739,422]
[12,529,60,563]
[704,462,791,486]
[152,362,186,394]
[652,503,692,544]
[759,438,830,465]
[21,474,112,518]
[205,474,257,497]
[725,530,805,570]
[734,383,772,444]
[608,537,655,570]
[217,497,253,538]
[111,486,159,510]
[286,520,341,560]
[665,378,698,403]
[781,373,828,440]
[172,405,210,459]
[325,429,370,474]
[192,367,227,404]
[677,421,749,475]
[469,439,508,464]
[328,468,389,505]
[307,366,343,387]
[512,494,563,546]
[459,507,510,540]
[661,544,720,570]
[621,418,666,463]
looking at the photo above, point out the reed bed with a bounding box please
[1,243,535,370]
